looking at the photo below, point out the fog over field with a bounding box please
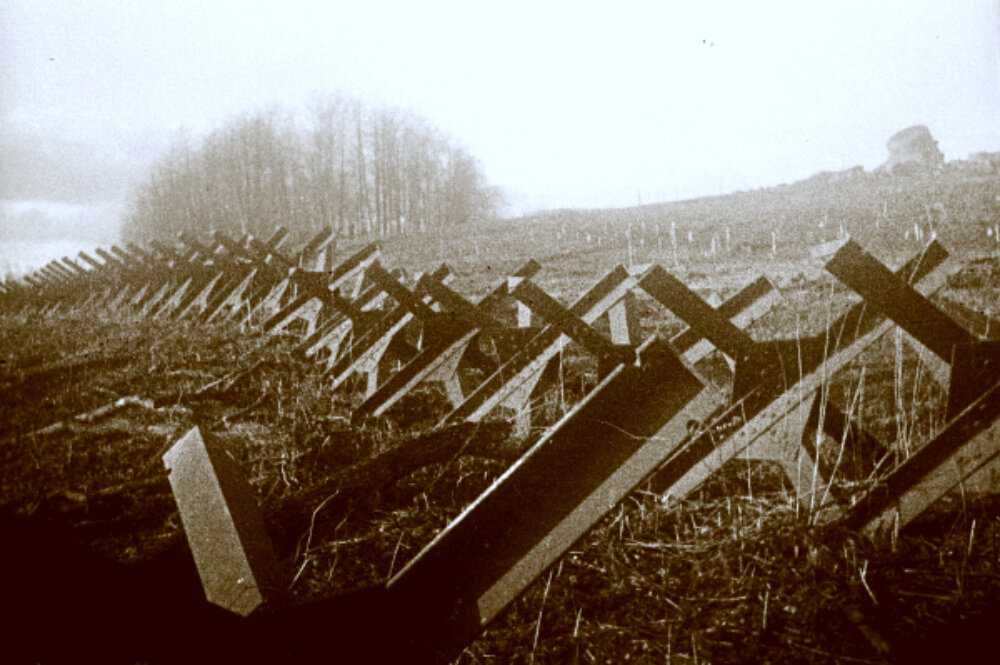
[2,1,999,275]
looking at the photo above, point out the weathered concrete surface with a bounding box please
[164,427,283,616]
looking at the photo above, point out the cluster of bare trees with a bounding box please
[123,95,501,244]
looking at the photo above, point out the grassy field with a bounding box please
[2,163,1000,663]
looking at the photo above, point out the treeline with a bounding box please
[123,94,501,245]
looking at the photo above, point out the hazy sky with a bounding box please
[2,0,999,235]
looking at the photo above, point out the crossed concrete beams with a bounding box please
[635,239,1000,543]
[1,226,336,323]
[828,242,1000,538]
[51,234,999,544]
[154,257,783,662]
[161,255,781,631]
[13,233,999,542]
[639,241,949,508]
[15,233,1000,663]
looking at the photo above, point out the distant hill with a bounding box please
[519,150,1000,256]
[366,149,999,298]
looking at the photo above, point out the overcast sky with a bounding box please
[2,0,999,241]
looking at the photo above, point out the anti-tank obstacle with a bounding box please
[159,237,1000,661]
[7,233,1000,527]
[4,233,1000,663]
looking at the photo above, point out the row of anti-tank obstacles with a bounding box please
[4,226,1000,663]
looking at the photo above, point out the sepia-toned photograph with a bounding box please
[2,1,999,662]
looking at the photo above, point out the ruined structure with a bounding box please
[881,125,944,172]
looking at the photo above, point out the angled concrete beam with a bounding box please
[387,337,723,662]
[163,427,284,616]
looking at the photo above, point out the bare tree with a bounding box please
[123,95,499,245]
